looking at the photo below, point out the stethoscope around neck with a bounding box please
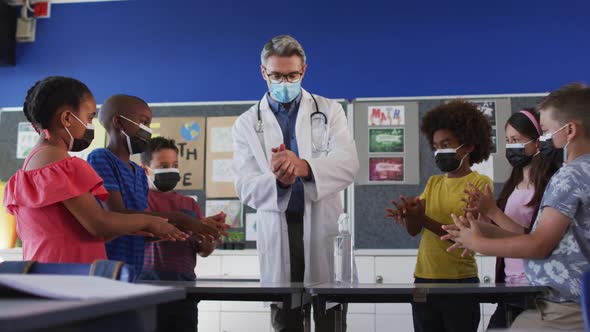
[255,93,326,132]
[255,93,330,154]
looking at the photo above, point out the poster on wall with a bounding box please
[16,122,38,159]
[369,157,404,182]
[471,101,496,126]
[206,199,242,228]
[369,128,404,153]
[145,117,206,191]
[206,116,239,198]
[210,127,234,153]
[211,159,234,183]
[368,105,405,126]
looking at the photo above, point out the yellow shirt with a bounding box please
[415,171,493,279]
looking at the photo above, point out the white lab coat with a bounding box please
[232,89,359,285]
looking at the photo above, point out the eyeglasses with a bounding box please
[263,67,303,83]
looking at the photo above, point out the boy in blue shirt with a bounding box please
[88,94,227,275]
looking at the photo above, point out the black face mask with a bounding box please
[435,153,461,173]
[65,114,95,152]
[119,116,153,154]
[124,131,150,154]
[539,124,569,159]
[505,141,535,168]
[152,169,181,192]
[539,137,562,157]
[434,145,464,173]
[73,128,95,152]
[505,147,533,168]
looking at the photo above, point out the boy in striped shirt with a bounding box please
[139,136,216,281]
[139,137,217,332]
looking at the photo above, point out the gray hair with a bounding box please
[260,35,306,66]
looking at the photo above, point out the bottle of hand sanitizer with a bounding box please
[334,213,354,285]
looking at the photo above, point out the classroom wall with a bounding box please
[0,0,589,106]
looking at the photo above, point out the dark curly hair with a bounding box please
[141,136,179,164]
[420,99,492,165]
[23,76,92,132]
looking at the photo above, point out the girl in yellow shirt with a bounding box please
[386,100,493,332]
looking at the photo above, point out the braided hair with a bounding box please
[23,76,92,134]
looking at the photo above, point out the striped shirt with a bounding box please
[87,148,148,276]
[142,190,202,280]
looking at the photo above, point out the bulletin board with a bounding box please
[149,116,206,191]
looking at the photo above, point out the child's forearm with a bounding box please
[419,216,447,237]
[105,206,188,223]
[488,207,526,234]
[198,240,216,257]
[473,234,548,259]
[160,212,199,233]
[402,218,423,236]
[104,235,118,242]
[477,221,521,239]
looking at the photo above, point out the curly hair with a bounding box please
[420,99,492,165]
[23,76,92,132]
[141,136,179,165]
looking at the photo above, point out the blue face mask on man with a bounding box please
[270,81,302,103]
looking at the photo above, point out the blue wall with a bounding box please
[0,0,588,107]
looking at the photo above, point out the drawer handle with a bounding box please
[483,276,491,283]
[376,275,383,284]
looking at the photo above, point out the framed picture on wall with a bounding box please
[368,105,405,126]
[369,157,404,182]
[369,128,404,153]
[206,199,242,228]
[471,100,496,126]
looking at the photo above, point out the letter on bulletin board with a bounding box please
[206,116,238,198]
[146,117,206,191]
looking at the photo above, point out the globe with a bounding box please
[181,121,200,141]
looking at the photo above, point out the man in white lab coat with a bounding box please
[232,35,359,331]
